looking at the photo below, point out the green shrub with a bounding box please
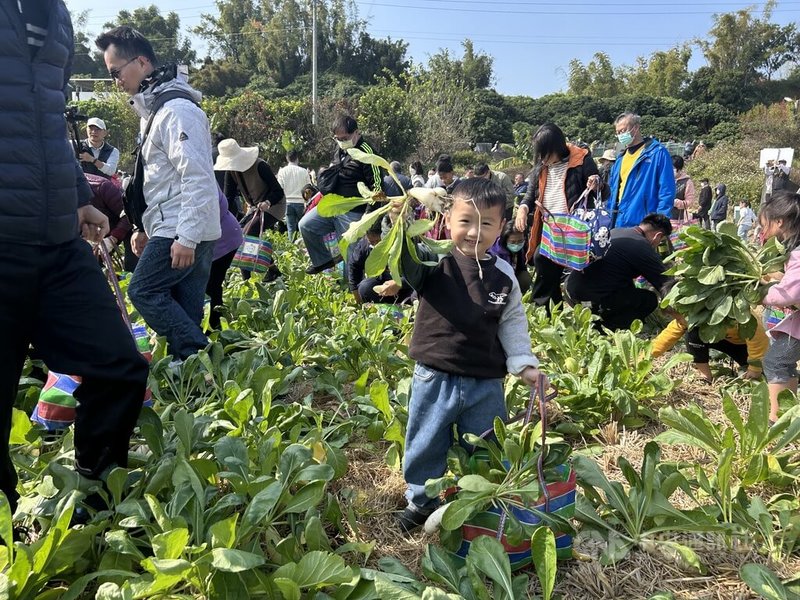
[687,139,764,205]
[73,90,140,172]
[451,149,491,171]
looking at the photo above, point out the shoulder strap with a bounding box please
[141,90,199,145]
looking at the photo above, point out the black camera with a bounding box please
[64,105,88,124]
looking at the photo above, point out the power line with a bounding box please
[78,0,797,21]
[351,1,800,15]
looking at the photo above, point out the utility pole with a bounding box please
[311,0,318,126]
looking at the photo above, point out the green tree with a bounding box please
[405,68,474,163]
[567,52,622,97]
[69,9,106,77]
[358,80,419,160]
[426,40,494,90]
[196,0,407,88]
[105,6,197,66]
[193,0,260,67]
[191,59,252,97]
[624,46,692,98]
[468,89,514,143]
[700,4,799,87]
[346,33,409,83]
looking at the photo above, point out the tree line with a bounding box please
[70,0,799,168]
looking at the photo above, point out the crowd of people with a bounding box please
[3,7,799,541]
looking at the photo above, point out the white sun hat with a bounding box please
[214,138,259,172]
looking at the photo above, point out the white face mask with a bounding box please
[336,138,355,150]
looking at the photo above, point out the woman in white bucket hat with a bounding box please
[214,138,286,228]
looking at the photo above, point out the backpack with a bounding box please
[123,90,199,230]
[316,163,342,195]
[316,153,352,195]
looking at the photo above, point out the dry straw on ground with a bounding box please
[332,358,799,598]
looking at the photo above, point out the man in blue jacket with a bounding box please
[607,113,675,228]
[0,0,148,520]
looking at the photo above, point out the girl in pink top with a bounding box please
[759,192,800,422]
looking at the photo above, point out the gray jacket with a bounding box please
[131,75,220,248]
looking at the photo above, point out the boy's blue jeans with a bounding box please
[129,237,215,360]
[403,362,506,511]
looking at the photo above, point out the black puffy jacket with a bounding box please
[0,0,92,245]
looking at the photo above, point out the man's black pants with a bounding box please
[596,286,659,331]
[0,239,149,511]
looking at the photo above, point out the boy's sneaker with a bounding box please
[396,505,434,534]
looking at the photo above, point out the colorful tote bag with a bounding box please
[31,324,153,430]
[765,306,795,332]
[447,377,576,570]
[31,245,154,431]
[539,212,592,271]
[232,212,274,273]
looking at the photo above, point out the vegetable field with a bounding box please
[5,234,800,599]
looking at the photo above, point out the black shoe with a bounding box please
[305,259,336,275]
[396,505,433,534]
[264,265,282,282]
[71,492,109,526]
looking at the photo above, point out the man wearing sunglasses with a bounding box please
[0,0,149,524]
[95,26,220,364]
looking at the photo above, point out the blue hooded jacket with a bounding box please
[607,138,675,228]
[0,0,92,245]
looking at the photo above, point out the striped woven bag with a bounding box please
[232,211,274,273]
[538,199,592,271]
[448,376,576,569]
[31,244,154,431]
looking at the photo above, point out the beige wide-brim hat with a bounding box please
[214,138,259,172]
[600,149,617,162]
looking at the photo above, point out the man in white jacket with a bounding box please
[96,27,220,361]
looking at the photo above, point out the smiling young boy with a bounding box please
[397,177,541,533]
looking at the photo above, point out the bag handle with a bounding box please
[572,188,591,214]
[243,210,265,237]
[98,241,133,333]
[472,375,556,540]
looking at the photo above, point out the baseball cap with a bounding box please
[87,117,107,130]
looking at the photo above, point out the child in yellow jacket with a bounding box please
[652,316,768,382]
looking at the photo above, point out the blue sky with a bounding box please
[68,0,800,97]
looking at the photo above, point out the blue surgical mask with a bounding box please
[507,242,524,253]
[617,131,634,146]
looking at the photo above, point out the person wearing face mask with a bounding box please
[566,213,674,331]
[694,179,712,229]
[299,114,381,274]
[710,183,729,231]
[671,155,695,220]
[489,221,531,294]
[607,112,675,228]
